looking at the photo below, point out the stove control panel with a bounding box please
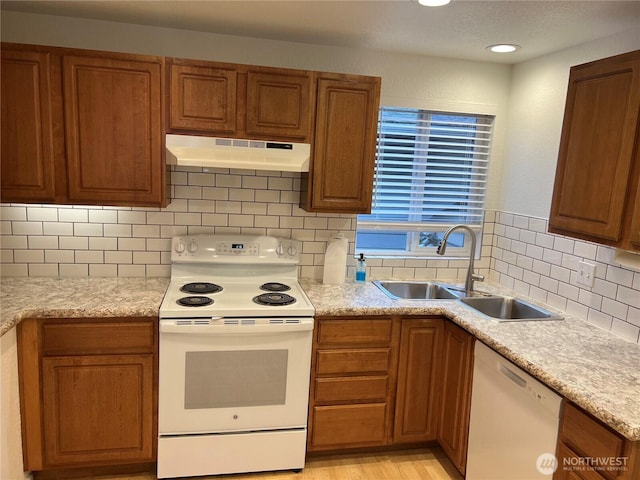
[216,242,260,256]
[171,234,300,263]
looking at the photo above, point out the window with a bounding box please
[356,106,494,257]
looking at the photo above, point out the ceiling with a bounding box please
[2,0,639,64]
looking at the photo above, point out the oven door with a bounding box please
[158,319,313,435]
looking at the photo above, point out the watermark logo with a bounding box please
[536,453,558,475]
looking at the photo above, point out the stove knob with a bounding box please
[175,241,186,253]
[187,240,198,253]
[287,245,297,256]
[276,243,285,256]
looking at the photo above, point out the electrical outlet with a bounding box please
[576,261,596,288]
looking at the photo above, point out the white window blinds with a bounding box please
[358,107,494,232]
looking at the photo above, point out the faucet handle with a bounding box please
[472,273,485,283]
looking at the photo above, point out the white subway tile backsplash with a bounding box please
[74,248,104,263]
[59,263,88,277]
[28,236,59,249]
[617,286,640,309]
[606,265,634,287]
[89,210,118,224]
[2,169,639,344]
[27,207,58,222]
[45,250,75,264]
[104,224,133,238]
[611,319,640,343]
[75,223,104,236]
[13,222,43,235]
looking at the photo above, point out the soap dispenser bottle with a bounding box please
[355,253,367,283]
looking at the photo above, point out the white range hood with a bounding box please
[166,134,310,172]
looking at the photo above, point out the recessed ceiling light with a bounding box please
[418,0,451,6]
[487,44,521,53]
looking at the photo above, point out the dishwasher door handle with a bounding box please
[499,363,527,388]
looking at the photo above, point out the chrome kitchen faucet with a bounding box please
[437,224,485,292]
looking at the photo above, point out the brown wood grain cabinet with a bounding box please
[17,317,158,478]
[0,43,167,208]
[437,321,474,475]
[309,316,455,454]
[0,48,57,203]
[63,54,165,206]
[169,62,238,134]
[308,316,399,451]
[549,50,640,252]
[554,402,640,480]
[393,318,443,444]
[168,58,313,142]
[301,73,381,213]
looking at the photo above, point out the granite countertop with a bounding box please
[0,277,169,336]
[1,276,639,442]
[300,279,640,442]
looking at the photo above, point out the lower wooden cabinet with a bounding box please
[437,321,474,475]
[17,317,158,477]
[554,402,640,480]
[308,317,397,451]
[308,315,473,459]
[394,319,443,444]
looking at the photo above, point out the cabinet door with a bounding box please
[629,168,640,250]
[1,48,57,202]
[394,319,443,443]
[63,54,165,206]
[549,51,640,243]
[246,71,312,140]
[42,354,155,467]
[169,63,237,134]
[437,322,474,475]
[306,75,380,213]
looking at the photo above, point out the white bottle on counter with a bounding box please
[322,234,348,284]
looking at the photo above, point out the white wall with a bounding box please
[499,28,640,218]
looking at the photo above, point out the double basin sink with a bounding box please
[373,280,563,322]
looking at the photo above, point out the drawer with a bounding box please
[315,376,388,403]
[317,318,393,345]
[311,403,388,448]
[556,442,608,480]
[316,348,391,375]
[560,403,624,478]
[42,319,156,355]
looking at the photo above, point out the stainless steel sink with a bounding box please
[460,296,563,321]
[373,281,459,300]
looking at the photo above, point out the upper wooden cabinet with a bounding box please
[246,70,313,139]
[63,55,165,206]
[0,43,167,207]
[169,62,238,134]
[0,49,57,203]
[168,58,313,142]
[301,73,381,213]
[549,50,640,251]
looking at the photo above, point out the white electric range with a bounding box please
[158,234,314,479]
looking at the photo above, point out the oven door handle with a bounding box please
[159,321,313,334]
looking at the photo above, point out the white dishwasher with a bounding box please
[466,342,562,480]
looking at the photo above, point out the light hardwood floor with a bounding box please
[76,448,462,480]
